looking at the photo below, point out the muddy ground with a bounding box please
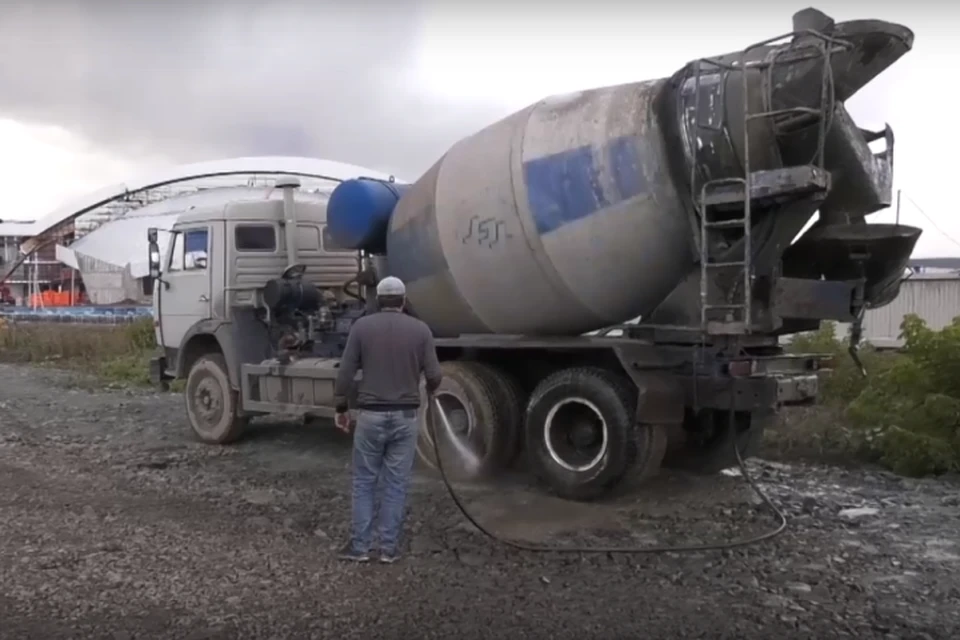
[1,363,958,639]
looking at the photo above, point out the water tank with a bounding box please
[385,81,693,337]
[327,178,409,254]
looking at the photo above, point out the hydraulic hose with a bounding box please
[426,398,787,555]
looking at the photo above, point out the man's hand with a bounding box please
[334,411,352,434]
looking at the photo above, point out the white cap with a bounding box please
[376,276,406,297]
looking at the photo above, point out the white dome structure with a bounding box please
[25,155,398,306]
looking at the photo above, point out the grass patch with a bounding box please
[0,317,158,388]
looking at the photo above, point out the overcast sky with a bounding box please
[0,1,955,256]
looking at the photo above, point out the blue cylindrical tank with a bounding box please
[326,178,409,254]
[384,81,695,337]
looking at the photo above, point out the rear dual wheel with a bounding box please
[415,361,524,480]
[524,367,667,502]
[416,362,669,502]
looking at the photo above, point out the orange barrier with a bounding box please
[27,290,87,307]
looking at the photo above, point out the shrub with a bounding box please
[0,318,157,386]
[788,320,901,405]
[846,314,960,476]
[785,316,960,476]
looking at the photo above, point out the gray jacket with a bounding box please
[333,310,443,412]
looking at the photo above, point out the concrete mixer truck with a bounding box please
[146,7,920,501]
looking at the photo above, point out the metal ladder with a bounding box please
[689,30,852,336]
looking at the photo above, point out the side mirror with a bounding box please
[147,227,162,280]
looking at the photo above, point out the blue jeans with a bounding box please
[349,408,419,555]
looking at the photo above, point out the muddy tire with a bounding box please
[416,361,516,481]
[184,353,247,445]
[664,409,771,474]
[524,367,662,502]
[467,362,526,468]
[619,422,669,490]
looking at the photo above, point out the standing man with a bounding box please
[333,276,443,564]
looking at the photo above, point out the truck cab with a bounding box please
[149,178,371,441]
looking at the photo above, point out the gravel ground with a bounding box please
[1,363,959,639]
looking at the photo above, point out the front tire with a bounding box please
[184,353,247,445]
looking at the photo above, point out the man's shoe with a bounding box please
[379,550,401,564]
[337,543,370,563]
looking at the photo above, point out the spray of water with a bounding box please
[432,397,482,476]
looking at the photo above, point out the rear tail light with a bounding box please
[727,360,755,377]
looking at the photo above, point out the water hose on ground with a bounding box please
[426,397,788,555]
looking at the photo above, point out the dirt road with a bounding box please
[1,363,958,639]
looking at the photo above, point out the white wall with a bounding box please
[832,275,960,348]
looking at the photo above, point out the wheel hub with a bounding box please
[543,397,608,473]
[570,422,599,448]
[194,377,224,426]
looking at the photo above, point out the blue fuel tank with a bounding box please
[326,178,409,254]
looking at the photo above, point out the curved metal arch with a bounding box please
[19,155,403,255]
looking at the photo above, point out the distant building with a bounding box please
[2,156,388,309]
[0,219,75,305]
[58,184,334,305]
[906,257,960,274]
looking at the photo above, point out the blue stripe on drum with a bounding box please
[523,134,647,236]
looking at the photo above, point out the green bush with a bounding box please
[787,316,960,476]
[788,320,901,405]
[846,314,960,476]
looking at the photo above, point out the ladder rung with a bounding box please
[704,303,746,311]
[746,107,821,120]
[704,219,747,229]
[705,261,746,269]
[706,320,750,335]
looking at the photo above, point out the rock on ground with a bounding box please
[1,363,959,639]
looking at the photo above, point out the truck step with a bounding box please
[704,260,746,269]
[700,165,830,208]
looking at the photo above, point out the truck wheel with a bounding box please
[467,362,525,468]
[664,409,771,474]
[416,361,515,480]
[184,353,247,445]
[620,422,669,489]
[525,367,661,502]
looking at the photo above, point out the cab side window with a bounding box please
[322,225,354,253]
[235,224,277,252]
[183,228,209,271]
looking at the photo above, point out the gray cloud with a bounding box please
[0,1,512,178]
